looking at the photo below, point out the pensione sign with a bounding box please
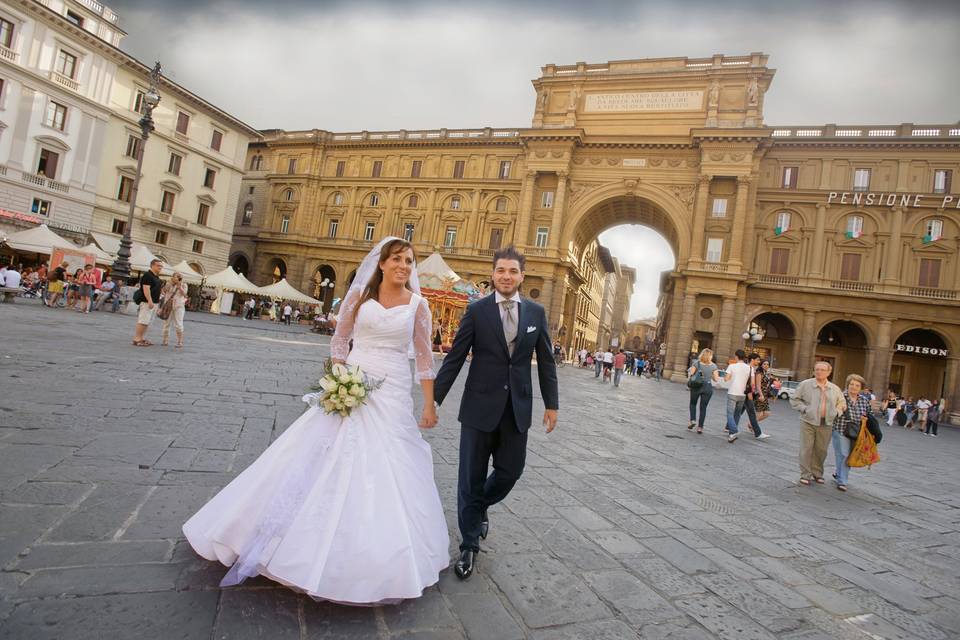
[895,343,948,357]
[827,193,960,209]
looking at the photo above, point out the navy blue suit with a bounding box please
[434,293,559,551]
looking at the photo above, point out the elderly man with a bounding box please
[790,361,846,486]
[132,259,163,346]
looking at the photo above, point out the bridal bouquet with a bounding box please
[304,360,383,417]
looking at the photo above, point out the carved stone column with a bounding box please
[871,318,894,393]
[670,290,697,379]
[689,174,712,267]
[345,186,358,241]
[383,187,397,237]
[882,207,904,285]
[423,188,438,247]
[515,170,537,248]
[548,171,568,251]
[796,309,818,379]
[943,356,960,424]
[714,295,736,361]
[728,176,751,269]
[809,203,828,278]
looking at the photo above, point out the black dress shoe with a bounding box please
[480,510,489,540]
[454,550,476,580]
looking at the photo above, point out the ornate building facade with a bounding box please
[230,53,960,421]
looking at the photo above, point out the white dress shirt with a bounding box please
[3,269,20,288]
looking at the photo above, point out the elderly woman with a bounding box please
[831,374,871,492]
[160,272,188,348]
[790,361,846,486]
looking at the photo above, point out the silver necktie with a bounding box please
[501,300,517,356]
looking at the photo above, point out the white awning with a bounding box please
[257,278,320,305]
[2,224,77,254]
[168,260,204,285]
[204,267,266,295]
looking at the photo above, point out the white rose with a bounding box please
[331,363,348,379]
[349,385,362,396]
[338,386,348,397]
[318,376,337,392]
[343,395,357,408]
[322,399,336,413]
[356,386,367,399]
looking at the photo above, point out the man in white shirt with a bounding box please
[93,276,116,310]
[282,303,293,325]
[2,266,20,289]
[723,349,753,442]
[602,349,614,382]
[593,349,603,378]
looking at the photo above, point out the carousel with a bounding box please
[416,252,486,351]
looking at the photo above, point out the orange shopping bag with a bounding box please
[847,416,880,468]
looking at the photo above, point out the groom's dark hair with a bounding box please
[492,246,525,272]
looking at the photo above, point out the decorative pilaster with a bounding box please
[548,171,568,251]
[882,207,904,285]
[670,290,697,379]
[689,174,711,267]
[728,176,751,268]
[944,356,960,425]
[796,309,818,379]
[515,170,537,248]
[809,204,827,278]
[714,296,736,361]
[871,318,894,393]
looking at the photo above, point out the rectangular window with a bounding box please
[155,229,168,245]
[203,168,216,189]
[369,193,380,206]
[0,18,14,49]
[280,216,290,234]
[37,148,59,179]
[176,111,190,135]
[192,239,204,254]
[117,175,133,202]
[335,160,345,177]
[210,129,222,152]
[160,190,175,214]
[287,158,297,174]
[453,160,465,179]
[934,169,952,194]
[840,253,861,281]
[495,197,507,212]
[196,203,210,226]
[248,186,254,195]
[711,198,727,217]
[782,166,798,189]
[926,218,944,241]
[489,228,503,250]
[408,194,418,207]
[919,258,941,288]
[45,101,67,130]
[411,160,422,178]
[133,90,146,114]
[853,168,871,192]
[168,152,182,176]
[846,215,863,237]
[403,223,415,242]
[706,238,723,263]
[535,226,549,248]
[364,221,376,241]
[56,50,77,79]
[65,10,84,27]
[450,195,461,210]
[328,219,339,238]
[371,160,382,177]
[499,160,512,179]
[31,198,51,217]
[775,211,791,234]
[541,191,554,208]
[769,247,789,274]
[124,134,142,159]
[241,204,253,225]
[444,226,457,247]
[111,218,126,234]
[333,192,344,206]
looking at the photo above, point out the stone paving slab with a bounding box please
[1,302,960,638]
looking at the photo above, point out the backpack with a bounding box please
[687,362,704,389]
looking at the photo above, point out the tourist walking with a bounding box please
[160,272,188,348]
[831,374,871,491]
[687,348,720,434]
[283,302,293,325]
[132,259,163,347]
[916,396,931,431]
[601,348,614,382]
[790,362,845,485]
[885,391,900,427]
[924,401,941,437]
[613,349,627,387]
[77,264,97,314]
[593,349,603,378]
[44,262,67,308]
[754,359,773,421]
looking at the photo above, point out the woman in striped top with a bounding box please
[832,373,871,492]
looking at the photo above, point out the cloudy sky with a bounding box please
[108,0,959,319]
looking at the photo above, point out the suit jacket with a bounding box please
[434,293,559,433]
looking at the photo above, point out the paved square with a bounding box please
[2,302,959,639]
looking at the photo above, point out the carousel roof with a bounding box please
[417,252,461,289]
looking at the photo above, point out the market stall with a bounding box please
[257,278,321,306]
[204,266,265,314]
[1,224,78,264]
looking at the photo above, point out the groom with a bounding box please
[434,246,559,579]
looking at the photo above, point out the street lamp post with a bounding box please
[109,62,162,284]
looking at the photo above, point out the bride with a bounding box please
[182,237,449,604]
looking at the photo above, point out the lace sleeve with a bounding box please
[413,297,436,381]
[331,289,361,361]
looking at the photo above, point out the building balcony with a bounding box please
[49,71,80,92]
[830,280,875,293]
[769,123,960,140]
[750,273,959,303]
[21,172,69,193]
[0,45,18,62]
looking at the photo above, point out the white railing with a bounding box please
[50,71,80,91]
[0,45,17,62]
[770,125,957,139]
[909,287,958,300]
[21,173,45,186]
[20,172,69,193]
[324,128,520,143]
[757,274,799,285]
[830,280,875,292]
[0,164,7,176]
[701,263,728,273]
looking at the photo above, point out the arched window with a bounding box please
[408,194,419,208]
[284,189,294,202]
[924,218,944,243]
[369,192,380,206]
[775,211,790,234]
[495,197,506,212]
[241,202,253,225]
[450,195,461,210]
[250,154,263,171]
[333,191,344,206]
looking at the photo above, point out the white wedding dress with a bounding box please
[182,292,449,604]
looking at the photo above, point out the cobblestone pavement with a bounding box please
[2,301,960,639]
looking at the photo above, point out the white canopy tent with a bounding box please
[258,278,321,305]
[128,244,176,276]
[77,243,115,266]
[204,266,265,315]
[1,224,77,255]
[90,232,121,256]
[168,260,204,285]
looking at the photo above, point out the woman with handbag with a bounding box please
[831,373,871,492]
[160,273,188,348]
[687,348,720,434]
